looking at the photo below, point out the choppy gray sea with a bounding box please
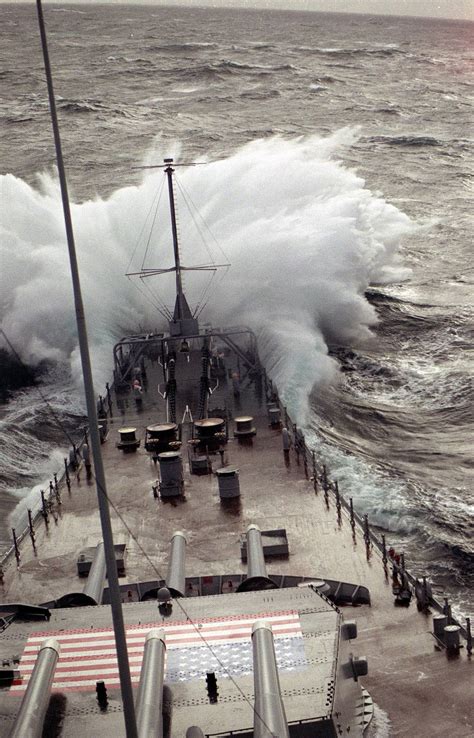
[0,4,473,615]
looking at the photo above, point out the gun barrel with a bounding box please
[166,531,187,597]
[136,630,166,738]
[252,621,289,738]
[9,638,60,738]
[83,541,107,605]
[237,525,277,592]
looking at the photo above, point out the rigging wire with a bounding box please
[140,176,166,273]
[173,175,230,318]
[125,174,165,277]
[125,274,172,322]
[174,174,230,266]
[174,178,217,267]
[126,167,231,323]
[125,174,174,320]
[192,269,218,319]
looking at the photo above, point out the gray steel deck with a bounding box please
[0,345,471,737]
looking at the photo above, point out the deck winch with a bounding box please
[267,404,281,427]
[234,415,256,438]
[116,427,140,452]
[145,422,179,457]
[193,417,226,452]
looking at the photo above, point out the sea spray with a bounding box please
[0,172,153,390]
[0,131,414,509]
[0,129,414,407]
[170,131,414,419]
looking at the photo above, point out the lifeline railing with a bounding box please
[1,356,469,645]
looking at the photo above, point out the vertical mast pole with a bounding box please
[164,159,184,318]
[35,3,137,736]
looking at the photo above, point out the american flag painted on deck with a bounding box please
[10,610,304,694]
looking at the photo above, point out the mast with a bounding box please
[164,158,184,319]
[163,158,199,336]
[35,3,138,736]
[127,158,230,336]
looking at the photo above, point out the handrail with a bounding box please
[265,369,469,638]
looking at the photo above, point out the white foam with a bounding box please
[0,130,414,410]
[304,428,413,532]
[7,446,68,531]
[366,703,392,737]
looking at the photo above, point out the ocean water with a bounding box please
[0,4,472,615]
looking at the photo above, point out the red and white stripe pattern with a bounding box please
[10,610,302,694]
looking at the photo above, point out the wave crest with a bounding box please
[0,130,414,410]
